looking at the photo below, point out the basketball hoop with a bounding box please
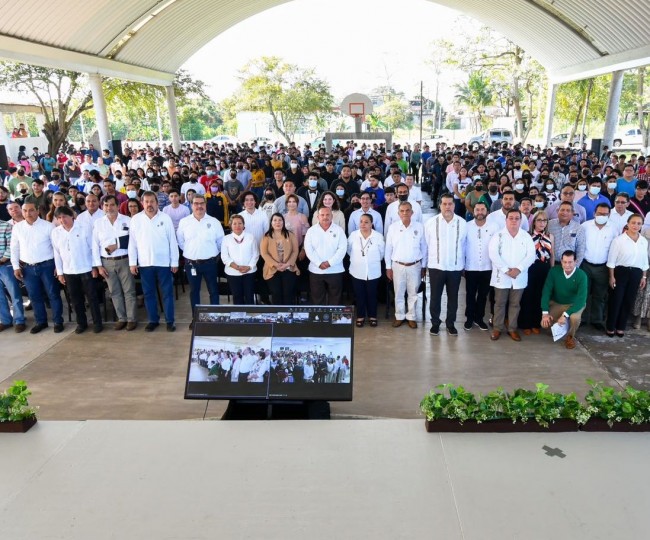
[340,94,373,133]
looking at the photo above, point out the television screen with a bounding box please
[185,305,354,401]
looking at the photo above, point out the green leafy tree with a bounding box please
[455,72,494,133]
[367,113,388,132]
[0,62,94,154]
[376,96,413,132]
[235,56,334,143]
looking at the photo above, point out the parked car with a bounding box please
[613,128,642,148]
[467,128,514,146]
[210,135,239,145]
[550,133,588,146]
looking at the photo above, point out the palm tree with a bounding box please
[366,113,388,132]
[455,72,494,133]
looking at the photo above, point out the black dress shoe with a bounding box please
[166,323,176,332]
[75,324,88,334]
[144,322,160,332]
[53,323,64,333]
[30,323,48,334]
[93,324,103,334]
[592,323,606,332]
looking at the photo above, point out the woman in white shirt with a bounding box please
[606,214,649,337]
[221,215,259,305]
[347,214,385,327]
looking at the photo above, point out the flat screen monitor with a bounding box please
[185,305,354,401]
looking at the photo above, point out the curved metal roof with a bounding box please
[0,0,647,84]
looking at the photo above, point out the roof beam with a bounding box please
[0,35,175,86]
[550,45,650,83]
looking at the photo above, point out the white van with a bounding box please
[468,128,514,146]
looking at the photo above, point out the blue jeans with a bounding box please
[139,266,174,324]
[0,264,25,325]
[185,259,219,312]
[22,259,63,325]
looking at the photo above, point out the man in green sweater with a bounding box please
[540,250,588,349]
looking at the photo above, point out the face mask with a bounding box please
[229,174,237,180]
[308,160,314,165]
[77,198,85,205]
[514,165,521,170]
[17,171,25,176]
[126,191,136,199]
[546,184,554,191]
[52,175,60,181]
[489,187,498,194]
[336,189,345,197]
[207,170,215,177]
[151,185,160,192]
[308,179,318,189]
[20,188,27,194]
[236,165,243,170]
[265,193,274,200]
[534,201,544,208]
[553,167,560,172]
[161,171,168,176]
[589,186,600,195]
[397,194,408,202]
[190,177,198,183]
[115,174,122,180]
[595,215,609,225]
[474,185,483,192]
[577,185,587,191]
[351,202,361,209]
[147,172,154,178]
[290,163,298,169]
[607,182,617,190]
[515,183,524,190]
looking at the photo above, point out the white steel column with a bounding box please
[602,70,624,149]
[88,73,111,151]
[166,85,181,152]
[0,111,14,161]
[542,81,557,147]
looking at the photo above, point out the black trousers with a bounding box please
[607,266,643,331]
[66,271,102,327]
[518,260,550,330]
[351,277,380,318]
[428,269,462,326]
[464,270,491,324]
[227,273,255,305]
[267,271,297,305]
[310,272,343,305]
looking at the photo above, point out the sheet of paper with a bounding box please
[551,319,569,342]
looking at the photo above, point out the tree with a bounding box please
[455,72,494,133]
[367,113,388,132]
[235,56,333,143]
[432,25,545,142]
[376,96,413,132]
[0,62,93,154]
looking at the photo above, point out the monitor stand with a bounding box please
[222,400,330,420]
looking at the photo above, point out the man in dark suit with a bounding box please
[297,171,323,221]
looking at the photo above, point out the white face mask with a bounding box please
[607,182,617,190]
[515,183,524,190]
[534,201,544,208]
[308,179,318,189]
[290,163,298,169]
[126,190,136,199]
[546,184,555,191]
[589,186,601,195]
[594,215,609,225]
[335,189,345,197]
[577,185,587,191]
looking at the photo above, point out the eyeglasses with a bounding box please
[536,219,548,222]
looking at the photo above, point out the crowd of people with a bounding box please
[0,137,649,349]
[190,343,350,384]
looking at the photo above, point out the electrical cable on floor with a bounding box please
[203,400,209,420]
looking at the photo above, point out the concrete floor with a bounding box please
[1,284,629,421]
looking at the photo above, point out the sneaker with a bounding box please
[144,322,159,332]
[474,320,489,331]
[53,323,64,333]
[447,326,458,336]
[463,321,472,331]
[429,324,440,336]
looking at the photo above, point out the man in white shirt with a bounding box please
[52,206,102,334]
[304,206,347,305]
[579,203,618,331]
[488,209,536,341]
[348,192,383,235]
[424,193,467,336]
[385,201,427,328]
[486,192,529,232]
[609,193,633,233]
[177,194,225,324]
[464,201,496,331]
[75,193,105,229]
[129,191,179,332]
[10,202,64,334]
[404,174,422,206]
[384,183,423,234]
[93,195,137,331]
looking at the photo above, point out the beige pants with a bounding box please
[548,301,584,338]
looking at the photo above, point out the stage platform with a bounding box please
[1,420,648,539]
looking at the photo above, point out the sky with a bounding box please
[182,0,482,108]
